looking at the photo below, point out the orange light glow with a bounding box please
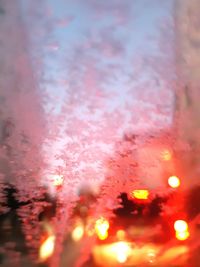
[113,242,131,263]
[162,149,172,161]
[174,220,190,241]
[98,230,108,240]
[117,251,128,263]
[174,220,188,232]
[168,176,180,188]
[116,229,126,240]
[95,217,109,240]
[72,224,84,242]
[85,218,95,237]
[39,235,55,261]
[131,189,149,200]
[52,174,64,187]
[175,230,190,241]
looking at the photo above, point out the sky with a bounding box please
[20,0,175,113]
[19,0,176,193]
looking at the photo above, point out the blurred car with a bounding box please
[72,132,200,267]
[91,192,191,267]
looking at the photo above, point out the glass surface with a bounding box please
[0,0,199,266]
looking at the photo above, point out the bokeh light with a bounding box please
[71,224,84,242]
[175,230,190,241]
[39,235,55,261]
[174,220,190,241]
[131,189,149,200]
[95,217,109,240]
[168,176,180,188]
[174,220,188,232]
[52,174,64,187]
[114,242,131,263]
[162,149,172,161]
[116,229,126,240]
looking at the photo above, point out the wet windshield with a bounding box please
[0,0,199,266]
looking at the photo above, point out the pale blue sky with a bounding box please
[20,0,175,120]
[19,0,176,189]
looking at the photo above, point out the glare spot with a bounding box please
[114,242,131,263]
[117,252,127,263]
[95,217,109,240]
[174,220,188,232]
[131,189,149,200]
[175,230,190,241]
[174,220,190,241]
[72,225,84,242]
[168,176,180,188]
[52,174,64,187]
[39,235,55,261]
[147,250,156,263]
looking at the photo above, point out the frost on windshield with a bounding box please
[0,0,200,266]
